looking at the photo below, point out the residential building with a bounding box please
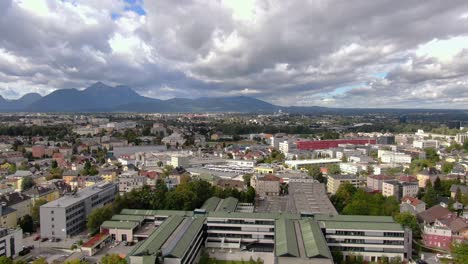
[377,135,395,145]
[0,228,22,258]
[250,174,281,197]
[455,133,468,144]
[23,185,60,205]
[367,175,393,191]
[400,197,426,215]
[382,180,400,198]
[0,192,31,219]
[378,150,412,164]
[40,182,118,239]
[413,140,439,149]
[118,172,147,194]
[450,184,468,199]
[0,203,17,228]
[171,155,189,168]
[339,163,367,175]
[327,174,363,195]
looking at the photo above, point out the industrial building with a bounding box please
[296,139,376,150]
[88,197,410,264]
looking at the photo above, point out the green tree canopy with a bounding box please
[100,254,127,264]
[21,176,35,190]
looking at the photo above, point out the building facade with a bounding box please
[40,182,118,239]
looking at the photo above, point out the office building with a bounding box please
[99,197,411,264]
[40,182,118,239]
[413,140,439,149]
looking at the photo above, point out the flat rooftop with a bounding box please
[41,182,115,208]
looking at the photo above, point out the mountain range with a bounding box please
[0,82,464,113]
[0,82,289,113]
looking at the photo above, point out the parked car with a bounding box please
[125,241,135,246]
[33,235,40,241]
[41,237,48,242]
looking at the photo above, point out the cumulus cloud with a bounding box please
[0,0,467,108]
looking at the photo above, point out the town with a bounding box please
[0,111,464,264]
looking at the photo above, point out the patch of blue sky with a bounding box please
[373,72,388,78]
[124,0,146,15]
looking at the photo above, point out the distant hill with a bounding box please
[0,93,42,111]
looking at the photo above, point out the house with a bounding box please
[422,215,468,250]
[250,174,281,197]
[0,203,17,228]
[215,179,244,191]
[450,184,468,199]
[0,192,32,219]
[417,205,454,225]
[400,197,426,215]
[23,185,60,205]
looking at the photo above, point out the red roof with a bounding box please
[401,196,423,206]
[259,174,281,182]
[399,176,418,183]
[369,175,393,180]
[83,230,109,248]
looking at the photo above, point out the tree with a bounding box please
[422,186,438,207]
[0,256,12,264]
[451,241,468,264]
[433,176,442,194]
[32,199,48,224]
[394,212,421,238]
[441,162,454,174]
[19,215,34,233]
[243,174,253,187]
[64,260,89,264]
[101,254,127,264]
[455,187,462,202]
[424,148,440,163]
[306,165,324,182]
[327,164,341,175]
[51,160,58,169]
[87,205,113,235]
[32,258,48,264]
[21,176,35,190]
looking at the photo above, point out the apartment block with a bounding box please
[0,228,22,258]
[327,174,363,195]
[40,182,118,239]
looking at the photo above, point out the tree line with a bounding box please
[87,179,255,234]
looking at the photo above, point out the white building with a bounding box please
[339,163,367,175]
[171,155,189,168]
[285,159,341,170]
[455,133,468,144]
[278,140,296,154]
[413,140,439,149]
[0,228,22,258]
[378,150,412,164]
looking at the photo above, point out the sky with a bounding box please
[1,0,468,108]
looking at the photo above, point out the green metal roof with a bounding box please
[111,214,145,223]
[201,197,222,212]
[216,197,238,212]
[207,211,301,220]
[313,214,394,223]
[131,215,184,256]
[101,220,139,230]
[167,217,205,258]
[323,221,404,231]
[120,209,159,216]
[120,209,194,217]
[275,218,299,257]
[300,220,331,259]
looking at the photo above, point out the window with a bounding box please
[51,210,54,214]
